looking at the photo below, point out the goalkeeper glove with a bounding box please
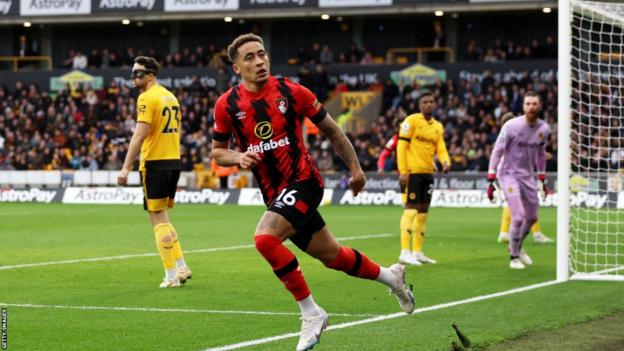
[537,174,549,201]
[487,173,497,202]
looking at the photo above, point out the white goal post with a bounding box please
[558,0,624,281]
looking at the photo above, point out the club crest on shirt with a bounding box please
[275,97,288,115]
[538,132,544,140]
[400,122,410,134]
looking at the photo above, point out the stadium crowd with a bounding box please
[56,33,557,71]
[3,65,616,175]
[464,35,557,62]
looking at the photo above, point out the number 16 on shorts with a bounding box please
[274,188,310,214]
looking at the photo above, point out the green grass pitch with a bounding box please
[1,204,623,350]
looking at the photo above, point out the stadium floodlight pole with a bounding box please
[557,0,572,282]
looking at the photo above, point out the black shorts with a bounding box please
[268,180,326,251]
[401,173,434,206]
[140,169,180,212]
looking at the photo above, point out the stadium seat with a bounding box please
[73,170,92,186]
[43,171,62,188]
[178,172,190,188]
[0,171,9,185]
[128,171,141,186]
[9,171,28,188]
[92,171,110,185]
[26,171,45,187]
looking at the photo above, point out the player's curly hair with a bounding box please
[227,33,264,63]
[133,56,160,76]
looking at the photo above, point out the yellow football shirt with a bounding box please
[136,84,181,171]
[397,113,450,174]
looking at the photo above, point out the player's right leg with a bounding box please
[254,209,325,351]
[499,177,527,269]
[399,179,420,265]
[410,174,436,264]
[142,169,189,287]
[399,207,420,265]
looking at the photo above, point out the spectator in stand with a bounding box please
[310,64,329,102]
[360,51,374,65]
[465,39,482,61]
[88,49,102,69]
[348,43,363,63]
[72,51,88,70]
[296,46,308,64]
[16,35,36,57]
[320,45,334,64]
[430,20,446,62]
[310,42,322,63]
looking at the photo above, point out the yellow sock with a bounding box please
[500,206,511,233]
[168,223,184,261]
[412,213,428,253]
[531,221,541,235]
[154,223,175,269]
[400,209,417,250]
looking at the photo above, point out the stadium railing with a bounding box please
[0,56,53,71]
[386,47,456,64]
[0,170,190,188]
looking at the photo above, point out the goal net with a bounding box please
[560,0,624,281]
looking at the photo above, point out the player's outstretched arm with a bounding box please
[316,114,366,195]
[118,121,150,185]
[211,139,261,169]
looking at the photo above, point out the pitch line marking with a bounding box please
[0,233,393,271]
[0,303,379,318]
[204,280,562,351]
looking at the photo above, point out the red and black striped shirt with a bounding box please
[213,76,327,205]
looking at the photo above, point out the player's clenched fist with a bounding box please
[399,174,408,188]
[486,173,497,202]
[348,170,366,196]
[237,151,262,169]
[117,168,129,186]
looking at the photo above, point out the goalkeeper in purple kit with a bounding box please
[487,91,551,269]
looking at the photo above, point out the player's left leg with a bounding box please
[410,174,436,264]
[516,180,539,266]
[148,210,180,288]
[304,224,415,315]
